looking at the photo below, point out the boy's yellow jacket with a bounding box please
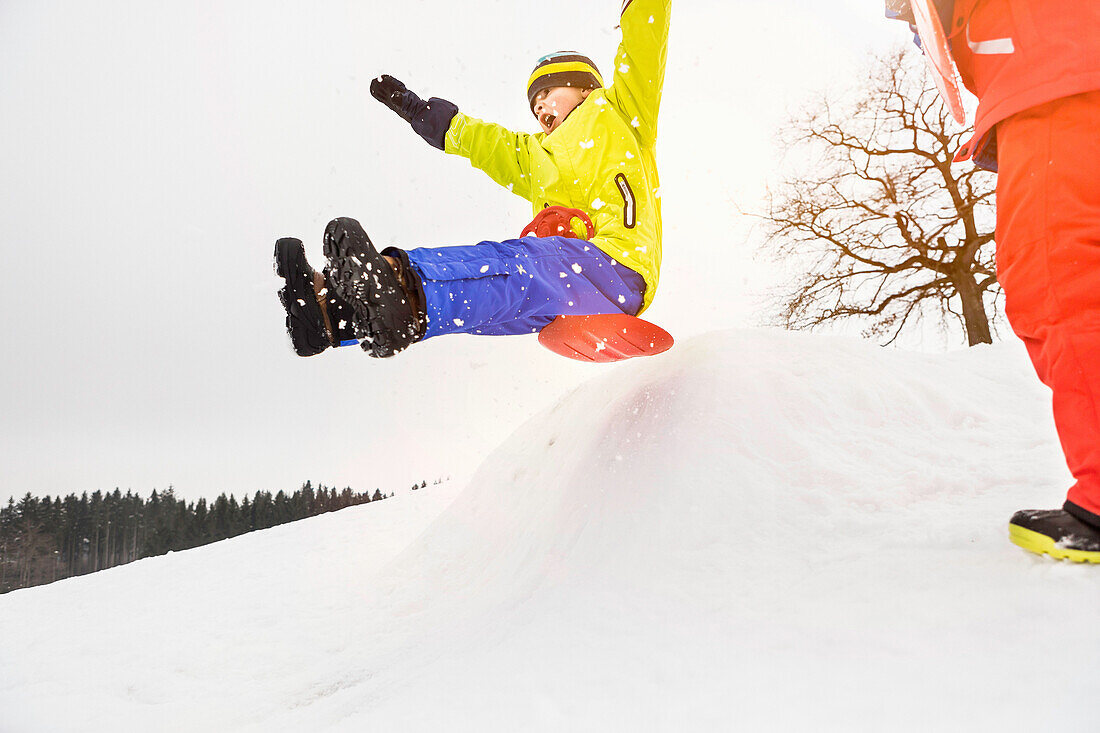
[444,0,670,314]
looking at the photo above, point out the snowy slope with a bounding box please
[3,329,1098,731]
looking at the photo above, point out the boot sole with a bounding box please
[1009,524,1100,563]
[322,218,416,358]
[274,238,330,357]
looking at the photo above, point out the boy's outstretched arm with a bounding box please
[442,114,535,201]
[606,0,672,147]
[370,75,534,200]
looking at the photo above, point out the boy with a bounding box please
[276,0,671,359]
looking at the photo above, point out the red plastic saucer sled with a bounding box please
[538,313,674,363]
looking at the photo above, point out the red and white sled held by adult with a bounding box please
[910,0,967,124]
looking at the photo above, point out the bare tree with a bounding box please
[761,48,998,346]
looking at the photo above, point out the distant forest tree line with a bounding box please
[0,480,437,594]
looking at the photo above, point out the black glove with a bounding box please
[370,75,421,121]
[370,74,458,151]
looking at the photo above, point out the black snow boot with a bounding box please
[322,217,424,358]
[274,237,359,356]
[1009,504,1100,563]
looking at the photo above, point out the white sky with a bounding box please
[0,0,901,504]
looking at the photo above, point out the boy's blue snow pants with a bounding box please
[401,236,647,340]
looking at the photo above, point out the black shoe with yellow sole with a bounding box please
[1009,505,1100,563]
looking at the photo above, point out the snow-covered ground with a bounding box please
[3,329,1097,731]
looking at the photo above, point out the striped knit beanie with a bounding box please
[526,52,604,113]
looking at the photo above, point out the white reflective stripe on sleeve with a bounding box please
[966,25,1015,55]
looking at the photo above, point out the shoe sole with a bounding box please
[274,238,330,357]
[322,218,416,358]
[1009,524,1100,563]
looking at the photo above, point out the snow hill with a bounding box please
[2,330,1098,731]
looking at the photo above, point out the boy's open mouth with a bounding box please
[541,112,557,129]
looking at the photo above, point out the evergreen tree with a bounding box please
[240,495,253,533]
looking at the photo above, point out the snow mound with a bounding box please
[3,330,1099,731]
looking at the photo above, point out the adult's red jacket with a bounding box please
[947,0,1100,165]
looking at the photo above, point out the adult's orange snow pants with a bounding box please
[996,91,1100,522]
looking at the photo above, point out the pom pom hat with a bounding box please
[526,52,604,114]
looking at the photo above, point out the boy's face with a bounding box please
[533,86,592,134]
